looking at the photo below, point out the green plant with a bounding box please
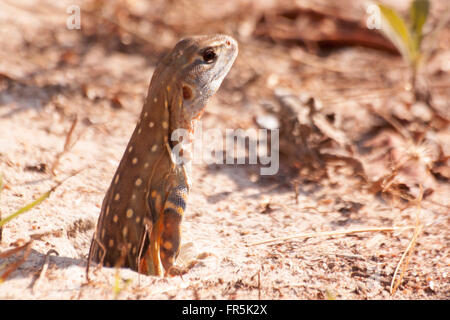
[0,179,65,230]
[113,268,132,299]
[0,188,54,229]
[376,0,430,97]
[0,170,81,243]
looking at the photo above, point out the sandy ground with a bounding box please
[0,0,449,300]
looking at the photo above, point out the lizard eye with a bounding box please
[202,48,216,63]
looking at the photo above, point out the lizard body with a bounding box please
[88,34,238,276]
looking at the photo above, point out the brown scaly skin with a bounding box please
[87,35,238,277]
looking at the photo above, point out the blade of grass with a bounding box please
[410,0,430,44]
[0,168,84,228]
[377,3,416,63]
[390,185,424,295]
[0,187,54,228]
[113,267,131,299]
[113,268,121,299]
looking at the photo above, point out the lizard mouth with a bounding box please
[213,37,238,81]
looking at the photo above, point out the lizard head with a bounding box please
[159,34,238,133]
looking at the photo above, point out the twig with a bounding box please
[390,185,424,295]
[250,269,262,299]
[50,115,79,175]
[0,241,31,259]
[366,102,412,142]
[0,241,33,283]
[292,181,299,205]
[31,249,59,293]
[424,198,450,210]
[137,222,149,286]
[258,270,261,300]
[246,226,415,246]
[85,231,106,282]
[137,218,153,284]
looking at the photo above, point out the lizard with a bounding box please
[87,34,238,277]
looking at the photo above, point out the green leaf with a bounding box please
[0,189,52,228]
[410,0,430,47]
[0,176,66,228]
[377,3,416,64]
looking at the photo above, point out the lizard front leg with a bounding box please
[140,181,188,276]
[160,184,188,274]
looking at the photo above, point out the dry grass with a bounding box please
[390,185,424,295]
[247,226,416,246]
